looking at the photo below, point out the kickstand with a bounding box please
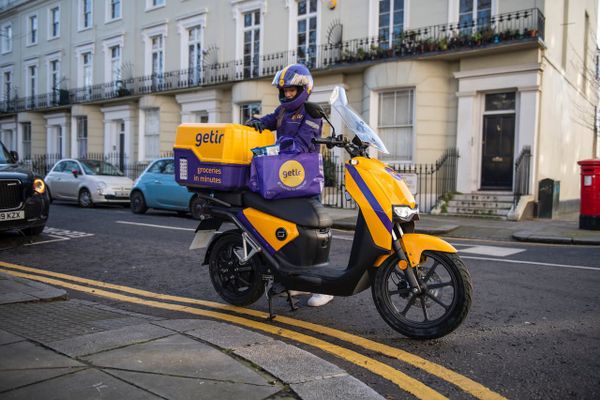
[286,290,299,312]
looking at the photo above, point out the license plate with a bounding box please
[0,211,25,221]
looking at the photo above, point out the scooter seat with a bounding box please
[242,192,333,229]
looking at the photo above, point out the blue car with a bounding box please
[130,157,203,219]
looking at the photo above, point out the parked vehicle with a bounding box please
[130,157,204,219]
[179,87,472,339]
[0,140,50,235]
[45,159,133,208]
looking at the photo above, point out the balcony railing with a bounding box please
[0,8,545,114]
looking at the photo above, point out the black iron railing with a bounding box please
[1,8,545,114]
[514,146,532,206]
[23,151,173,180]
[322,148,459,211]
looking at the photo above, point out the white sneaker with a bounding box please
[307,294,334,307]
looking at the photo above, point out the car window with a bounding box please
[52,161,67,172]
[64,161,80,173]
[148,160,165,174]
[163,160,174,174]
[0,142,13,163]
[79,160,124,176]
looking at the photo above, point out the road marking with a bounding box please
[116,221,195,231]
[459,245,525,257]
[0,261,506,400]
[461,256,600,271]
[24,235,70,246]
[0,265,446,400]
[43,227,94,238]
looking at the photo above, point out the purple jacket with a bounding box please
[259,104,322,153]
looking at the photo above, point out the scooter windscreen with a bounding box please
[329,86,389,154]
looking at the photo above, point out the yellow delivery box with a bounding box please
[174,123,275,190]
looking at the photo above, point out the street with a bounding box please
[1,203,599,399]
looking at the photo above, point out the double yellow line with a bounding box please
[0,261,506,400]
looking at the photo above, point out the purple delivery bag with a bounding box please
[249,152,324,199]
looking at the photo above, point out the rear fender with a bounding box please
[400,233,457,267]
[202,229,241,265]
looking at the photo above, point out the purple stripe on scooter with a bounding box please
[346,164,393,232]
[237,211,276,255]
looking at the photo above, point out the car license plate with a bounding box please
[0,211,25,221]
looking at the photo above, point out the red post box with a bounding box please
[577,159,600,230]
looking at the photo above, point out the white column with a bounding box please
[455,92,477,193]
[70,116,78,156]
[138,108,145,162]
[517,87,541,197]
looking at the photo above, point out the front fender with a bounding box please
[401,233,457,267]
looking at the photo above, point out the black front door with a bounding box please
[481,114,515,190]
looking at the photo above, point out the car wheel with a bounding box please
[23,225,45,236]
[189,195,206,220]
[130,191,148,214]
[78,189,94,208]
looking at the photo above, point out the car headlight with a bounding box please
[33,178,46,194]
[96,181,107,195]
[393,205,419,222]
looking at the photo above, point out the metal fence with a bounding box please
[23,151,174,180]
[322,149,459,212]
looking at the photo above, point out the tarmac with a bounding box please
[1,210,599,399]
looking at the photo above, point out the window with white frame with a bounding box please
[22,122,32,159]
[49,6,60,38]
[297,0,317,68]
[28,15,38,44]
[152,0,165,7]
[193,110,209,123]
[1,129,15,151]
[378,0,404,48]
[242,10,260,78]
[110,0,121,20]
[27,65,38,106]
[2,70,11,102]
[151,35,164,85]
[110,45,121,82]
[80,0,92,29]
[1,23,12,53]
[240,102,261,123]
[82,52,92,97]
[188,26,202,84]
[459,0,491,28]
[144,108,160,160]
[49,59,60,103]
[76,116,88,158]
[378,89,414,162]
[146,0,165,10]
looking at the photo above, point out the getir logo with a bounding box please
[279,160,305,187]
[195,130,224,147]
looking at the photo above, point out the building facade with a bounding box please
[0,0,597,217]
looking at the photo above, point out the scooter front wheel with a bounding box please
[372,251,472,339]
[208,232,265,306]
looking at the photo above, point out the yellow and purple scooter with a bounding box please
[174,87,472,339]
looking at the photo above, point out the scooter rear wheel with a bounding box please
[208,232,265,306]
[372,251,472,339]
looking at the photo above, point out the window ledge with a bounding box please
[145,4,166,12]
[105,17,122,24]
[78,26,92,33]
[26,42,38,47]
[48,35,60,41]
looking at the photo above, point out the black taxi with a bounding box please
[0,140,49,236]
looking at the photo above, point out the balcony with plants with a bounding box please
[0,8,545,114]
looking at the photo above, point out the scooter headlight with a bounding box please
[393,205,419,222]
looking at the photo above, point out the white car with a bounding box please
[45,159,133,208]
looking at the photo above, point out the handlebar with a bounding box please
[312,136,347,149]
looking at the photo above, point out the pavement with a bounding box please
[1,209,598,400]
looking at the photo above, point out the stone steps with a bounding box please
[439,192,515,219]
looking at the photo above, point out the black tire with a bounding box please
[189,195,205,220]
[372,251,472,340]
[130,191,148,214]
[23,225,45,236]
[208,232,265,306]
[78,189,94,208]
